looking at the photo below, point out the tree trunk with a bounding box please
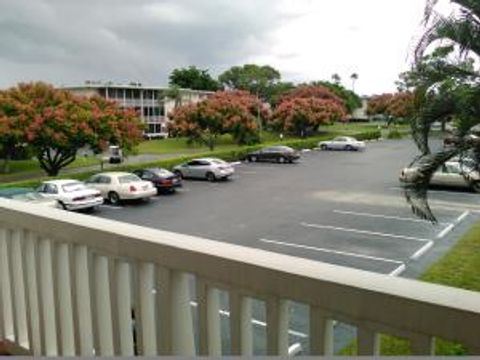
[1,143,14,174]
[37,149,76,177]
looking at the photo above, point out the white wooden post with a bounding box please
[358,326,381,355]
[116,261,134,356]
[229,292,252,356]
[266,298,289,355]
[196,279,221,356]
[94,255,114,355]
[24,232,42,355]
[309,306,334,355]
[39,238,58,355]
[138,262,157,355]
[0,228,14,341]
[56,243,75,355]
[170,271,195,355]
[11,229,29,348]
[74,246,94,355]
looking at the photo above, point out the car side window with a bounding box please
[198,160,211,166]
[45,184,58,194]
[446,164,462,174]
[142,171,154,180]
[36,184,46,193]
[187,161,198,166]
[99,176,112,184]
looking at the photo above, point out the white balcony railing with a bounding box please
[0,198,479,356]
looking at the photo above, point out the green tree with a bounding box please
[168,66,219,91]
[218,64,281,103]
[0,82,143,176]
[403,0,480,221]
[331,73,341,84]
[310,81,362,114]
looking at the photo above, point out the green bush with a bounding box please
[387,129,403,139]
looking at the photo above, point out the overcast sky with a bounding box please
[0,0,446,95]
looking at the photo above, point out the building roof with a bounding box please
[61,82,214,95]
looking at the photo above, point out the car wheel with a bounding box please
[206,172,216,182]
[174,170,183,179]
[320,144,327,151]
[345,145,353,151]
[251,155,257,162]
[472,181,480,193]
[58,201,67,210]
[108,191,121,205]
[278,156,286,163]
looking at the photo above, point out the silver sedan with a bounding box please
[173,158,234,182]
[399,161,480,192]
[318,136,366,151]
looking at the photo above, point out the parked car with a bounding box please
[108,145,123,164]
[318,136,366,151]
[36,180,104,211]
[173,158,234,181]
[399,161,480,193]
[85,172,157,205]
[246,146,300,163]
[133,168,182,194]
[0,187,60,208]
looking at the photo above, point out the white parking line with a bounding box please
[436,223,454,239]
[389,264,406,276]
[333,209,447,225]
[300,222,431,242]
[99,205,123,210]
[259,238,404,265]
[410,241,434,260]
[456,210,470,223]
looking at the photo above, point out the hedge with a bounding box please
[0,130,381,189]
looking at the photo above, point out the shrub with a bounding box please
[387,129,403,139]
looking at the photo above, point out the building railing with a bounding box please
[0,198,479,356]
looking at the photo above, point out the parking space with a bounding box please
[95,139,480,277]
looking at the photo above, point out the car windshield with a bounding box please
[119,174,141,183]
[62,182,87,192]
[152,169,173,176]
[11,192,45,201]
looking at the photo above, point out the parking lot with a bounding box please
[95,138,480,278]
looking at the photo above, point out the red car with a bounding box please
[133,168,182,194]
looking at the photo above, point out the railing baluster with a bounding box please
[56,243,75,355]
[197,279,221,356]
[229,291,252,356]
[170,270,195,355]
[24,232,42,355]
[0,228,14,342]
[410,334,435,355]
[309,306,334,355]
[156,266,172,355]
[39,238,58,355]
[358,326,380,355]
[115,261,134,356]
[266,298,289,355]
[10,229,29,348]
[94,255,114,355]
[74,245,94,355]
[138,262,157,355]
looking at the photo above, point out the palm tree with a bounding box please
[350,73,359,92]
[331,73,341,85]
[405,0,480,222]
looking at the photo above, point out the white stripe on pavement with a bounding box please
[456,210,470,223]
[389,264,406,276]
[300,222,431,243]
[436,223,454,239]
[333,209,447,225]
[410,241,434,260]
[259,238,404,265]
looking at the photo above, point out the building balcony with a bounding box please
[0,198,479,356]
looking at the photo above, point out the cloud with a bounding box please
[0,0,429,94]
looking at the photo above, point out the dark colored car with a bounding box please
[133,168,182,194]
[246,146,300,163]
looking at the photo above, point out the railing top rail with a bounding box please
[1,199,479,348]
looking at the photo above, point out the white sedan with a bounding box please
[36,180,104,211]
[85,172,157,205]
[318,136,366,151]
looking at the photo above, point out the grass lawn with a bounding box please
[340,222,480,355]
[0,156,99,177]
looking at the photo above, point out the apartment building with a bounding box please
[63,82,213,138]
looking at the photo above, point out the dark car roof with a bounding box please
[264,145,294,151]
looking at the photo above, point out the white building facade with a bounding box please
[63,82,213,138]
